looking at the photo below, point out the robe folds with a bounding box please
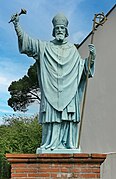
[16,25,95,149]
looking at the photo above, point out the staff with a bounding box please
[77,13,107,149]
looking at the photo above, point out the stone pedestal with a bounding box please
[6,153,106,179]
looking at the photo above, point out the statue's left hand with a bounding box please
[88,44,96,56]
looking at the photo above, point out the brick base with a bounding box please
[6,153,106,179]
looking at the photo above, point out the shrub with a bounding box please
[0,154,11,179]
[0,115,42,178]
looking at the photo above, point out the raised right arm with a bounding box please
[11,13,39,60]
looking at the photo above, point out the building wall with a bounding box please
[101,153,116,179]
[78,6,116,153]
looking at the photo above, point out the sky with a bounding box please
[0,0,115,123]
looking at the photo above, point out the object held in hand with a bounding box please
[9,9,27,23]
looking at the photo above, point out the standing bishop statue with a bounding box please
[10,12,96,152]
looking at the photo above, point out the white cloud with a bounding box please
[0,76,9,85]
[0,56,33,94]
[0,57,27,75]
[0,109,14,114]
[0,76,10,92]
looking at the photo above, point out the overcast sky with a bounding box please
[0,0,115,123]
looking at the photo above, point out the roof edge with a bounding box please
[76,4,116,49]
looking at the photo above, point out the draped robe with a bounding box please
[16,26,95,149]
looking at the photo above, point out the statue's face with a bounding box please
[54,25,66,42]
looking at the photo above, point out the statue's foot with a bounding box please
[45,144,52,149]
[40,146,45,149]
[40,142,49,149]
[68,145,76,149]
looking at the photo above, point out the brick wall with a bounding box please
[6,153,106,179]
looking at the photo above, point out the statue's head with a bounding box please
[52,13,69,42]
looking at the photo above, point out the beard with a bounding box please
[55,33,65,42]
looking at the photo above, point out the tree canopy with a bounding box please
[8,62,40,112]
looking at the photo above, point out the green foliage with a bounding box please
[0,115,42,154]
[8,63,40,112]
[0,154,11,179]
[0,115,42,178]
